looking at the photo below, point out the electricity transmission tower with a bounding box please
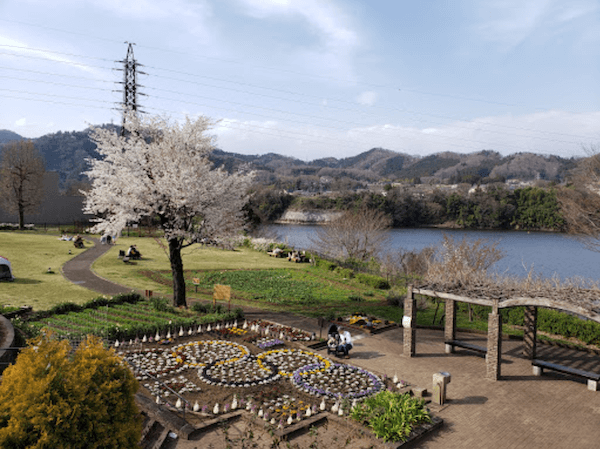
[115,42,146,136]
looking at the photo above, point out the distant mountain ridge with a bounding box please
[211,147,575,184]
[0,128,577,188]
[0,130,23,144]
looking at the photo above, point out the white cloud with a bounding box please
[238,0,357,46]
[235,0,360,80]
[356,91,377,106]
[474,0,599,49]
[15,118,26,127]
[212,110,600,160]
[0,35,106,77]
[87,0,210,21]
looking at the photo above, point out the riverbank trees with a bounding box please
[557,147,600,250]
[246,185,566,231]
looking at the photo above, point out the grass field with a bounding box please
[91,237,309,295]
[92,236,394,316]
[0,232,98,309]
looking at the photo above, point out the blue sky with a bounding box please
[1,0,599,160]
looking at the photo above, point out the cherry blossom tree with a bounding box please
[83,113,252,307]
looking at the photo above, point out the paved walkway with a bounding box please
[62,238,131,295]
[62,241,600,448]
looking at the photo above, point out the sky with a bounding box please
[1,0,599,161]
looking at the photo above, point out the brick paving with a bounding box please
[238,310,600,449]
[64,240,600,448]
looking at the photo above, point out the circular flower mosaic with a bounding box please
[199,356,280,387]
[291,363,384,400]
[257,349,331,377]
[171,340,250,368]
[124,348,184,379]
[144,375,202,398]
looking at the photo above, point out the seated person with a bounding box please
[327,332,340,353]
[73,235,84,248]
[327,323,340,353]
[337,327,353,359]
[126,245,141,260]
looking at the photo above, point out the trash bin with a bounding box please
[432,371,451,405]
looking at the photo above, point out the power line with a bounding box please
[2,45,596,142]
[1,42,595,154]
[0,25,558,110]
[0,75,114,92]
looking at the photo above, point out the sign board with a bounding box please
[213,284,231,310]
[213,285,230,300]
[402,316,412,328]
[192,278,200,285]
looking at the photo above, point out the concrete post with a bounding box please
[486,302,502,381]
[403,285,417,357]
[444,299,457,353]
[523,306,537,359]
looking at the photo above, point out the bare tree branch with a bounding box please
[310,207,392,263]
[0,140,45,229]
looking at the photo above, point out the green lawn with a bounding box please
[91,237,309,296]
[0,232,97,310]
[92,237,395,315]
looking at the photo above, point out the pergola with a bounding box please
[402,285,600,388]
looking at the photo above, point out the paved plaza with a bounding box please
[244,310,600,448]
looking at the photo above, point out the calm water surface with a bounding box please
[265,224,600,281]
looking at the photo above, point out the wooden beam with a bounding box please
[499,297,600,324]
[412,288,493,307]
[414,288,600,324]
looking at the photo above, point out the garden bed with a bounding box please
[331,314,398,335]
[120,319,438,447]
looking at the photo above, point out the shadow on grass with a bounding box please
[12,278,42,285]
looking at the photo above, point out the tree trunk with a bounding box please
[18,203,24,230]
[168,238,187,308]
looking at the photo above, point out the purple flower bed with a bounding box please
[255,338,285,349]
[291,362,384,400]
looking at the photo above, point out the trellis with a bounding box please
[402,285,600,388]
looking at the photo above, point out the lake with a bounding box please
[264,224,600,281]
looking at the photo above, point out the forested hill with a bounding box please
[0,130,22,144]
[0,127,577,190]
[211,148,576,186]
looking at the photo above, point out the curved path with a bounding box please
[62,238,131,296]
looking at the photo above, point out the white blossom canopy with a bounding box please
[83,114,253,243]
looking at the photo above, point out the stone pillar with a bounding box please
[444,299,457,353]
[486,302,502,381]
[523,306,537,359]
[403,285,417,357]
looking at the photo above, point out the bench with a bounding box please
[445,340,487,355]
[532,359,600,391]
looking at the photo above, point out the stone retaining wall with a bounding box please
[275,210,343,224]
